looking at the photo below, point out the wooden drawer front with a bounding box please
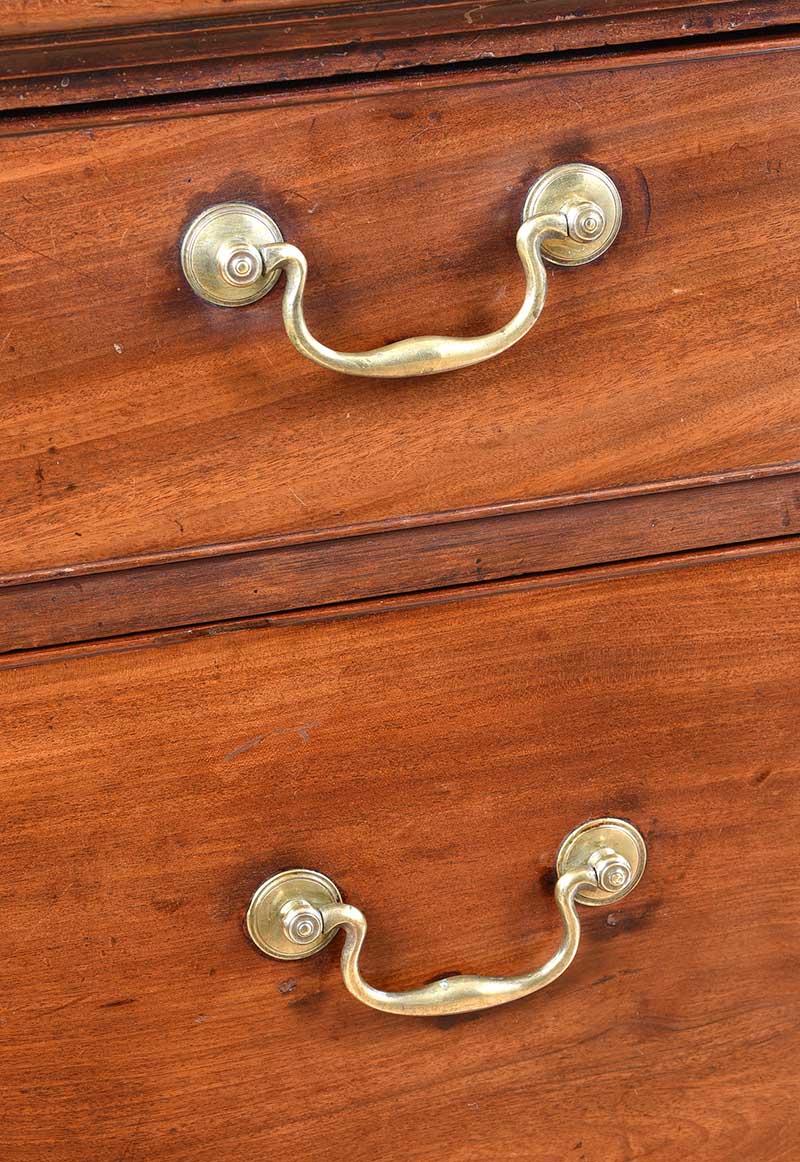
[0,0,776,37]
[0,1,275,34]
[2,545,798,1160]
[2,44,800,578]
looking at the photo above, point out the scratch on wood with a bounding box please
[38,994,88,1016]
[288,486,310,509]
[224,722,320,760]
[0,227,62,267]
[224,735,266,762]
[274,721,319,744]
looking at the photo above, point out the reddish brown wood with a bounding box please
[0,1,796,110]
[2,467,799,652]
[2,543,798,1160]
[1,42,800,578]
[7,29,799,138]
[0,0,368,35]
[5,453,797,587]
[4,534,799,671]
[0,0,766,36]
[0,4,796,1157]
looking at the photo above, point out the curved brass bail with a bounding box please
[181,163,622,379]
[259,211,565,378]
[246,818,646,1018]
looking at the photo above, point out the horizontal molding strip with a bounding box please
[4,533,800,671]
[3,27,799,138]
[3,466,799,653]
[4,460,800,588]
[0,1,794,112]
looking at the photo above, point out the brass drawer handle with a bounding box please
[246,817,645,1017]
[181,163,622,379]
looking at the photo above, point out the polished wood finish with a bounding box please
[6,536,800,672]
[2,40,800,579]
[0,0,767,36]
[2,10,798,1157]
[3,466,799,651]
[2,1,797,110]
[2,543,798,1160]
[0,0,279,32]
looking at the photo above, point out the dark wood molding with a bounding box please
[4,531,800,671]
[3,467,799,653]
[4,461,797,588]
[4,27,799,138]
[0,0,796,111]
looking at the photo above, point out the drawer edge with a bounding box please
[1,3,798,113]
[3,466,799,654]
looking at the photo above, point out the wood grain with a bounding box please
[0,1,795,110]
[0,0,298,35]
[2,467,799,651]
[0,0,784,37]
[5,535,800,672]
[1,41,800,577]
[2,544,798,1160]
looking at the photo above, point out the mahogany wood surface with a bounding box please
[2,466,799,651]
[1,40,800,580]
[0,0,764,36]
[2,542,798,1160]
[1,1,796,109]
[2,2,797,1158]
[5,534,800,671]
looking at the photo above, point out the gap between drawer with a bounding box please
[2,467,800,654]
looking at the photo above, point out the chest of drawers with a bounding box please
[1,3,799,1159]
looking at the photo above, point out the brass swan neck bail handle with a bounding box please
[245,818,646,1018]
[180,163,622,379]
